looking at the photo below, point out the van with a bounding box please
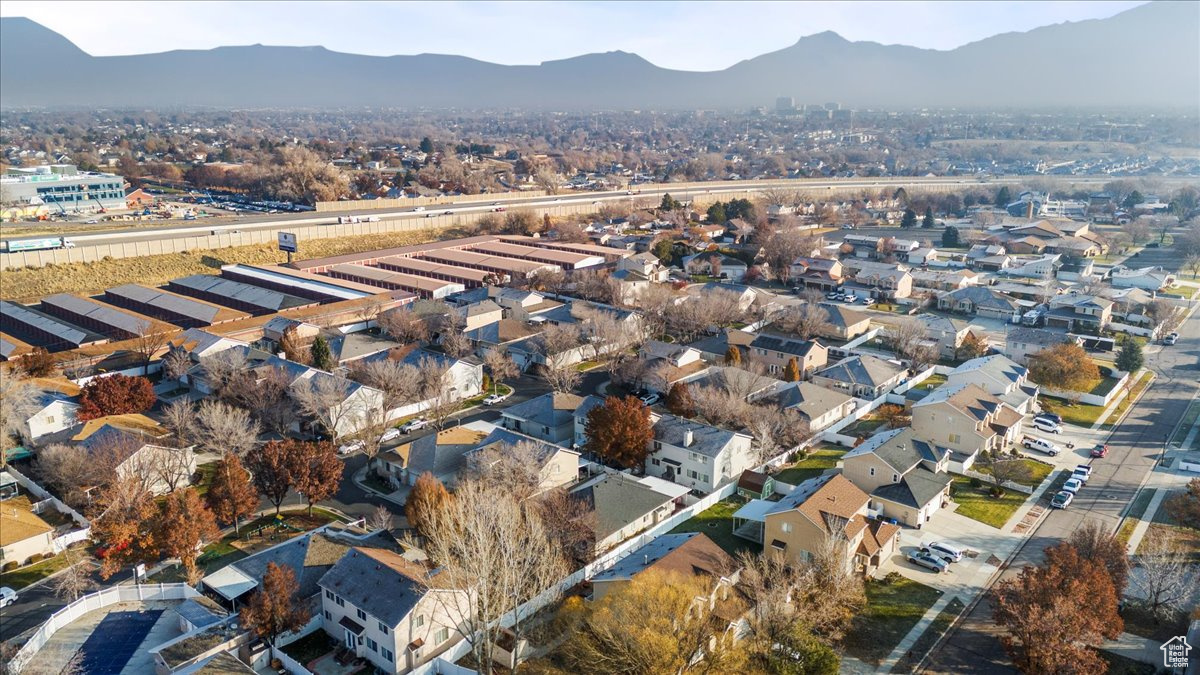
[921,541,964,563]
[1031,417,1061,434]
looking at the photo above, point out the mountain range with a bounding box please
[1,2,1197,110]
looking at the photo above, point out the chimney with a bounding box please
[644,554,649,565]
[684,429,694,447]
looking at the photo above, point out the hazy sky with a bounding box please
[3,1,1147,71]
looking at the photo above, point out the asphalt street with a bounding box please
[924,269,1199,673]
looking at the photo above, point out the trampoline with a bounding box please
[76,609,163,674]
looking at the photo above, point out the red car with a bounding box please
[1090,444,1109,458]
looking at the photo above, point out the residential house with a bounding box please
[937,286,1021,322]
[681,366,788,403]
[689,224,728,242]
[638,341,710,394]
[946,355,1039,414]
[1110,266,1176,292]
[263,317,321,343]
[1045,295,1113,333]
[464,319,540,357]
[789,257,844,291]
[1055,258,1095,283]
[1006,254,1062,280]
[682,252,749,282]
[570,472,679,555]
[0,495,55,566]
[841,428,953,528]
[967,244,1006,261]
[913,314,977,360]
[21,389,80,443]
[910,269,980,293]
[572,395,607,449]
[499,392,584,446]
[846,261,913,300]
[911,383,1023,471]
[318,547,470,674]
[464,427,580,495]
[589,532,736,601]
[688,329,756,364]
[377,425,490,487]
[450,300,504,332]
[759,474,900,574]
[811,304,872,341]
[615,252,669,282]
[70,416,195,496]
[907,247,939,266]
[487,288,561,320]
[772,381,858,432]
[646,415,755,493]
[748,335,828,377]
[811,355,907,399]
[1004,328,1082,367]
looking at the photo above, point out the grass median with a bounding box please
[949,476,1028,529]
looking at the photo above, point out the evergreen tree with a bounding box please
[783,358,802,382]
[995,186,1012,208]
[942,225,961,248]
[1115,339,1144,373]
[900,208,917,229]
[309,336,333,371]
[419,137,434,154]
[706,202,727,224]
[660,193,680,211]
[922,206,935,229]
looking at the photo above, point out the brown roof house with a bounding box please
[841,428,953,528]
[911,383,1024,472]
[0,495,56,567]
[759,474,900,575]
[589,531,736,601]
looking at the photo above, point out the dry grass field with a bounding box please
[1,227,448,301]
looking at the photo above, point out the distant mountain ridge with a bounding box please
[2,2,1197,110]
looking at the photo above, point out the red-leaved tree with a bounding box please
[291,441,343,516]
[77,374,156,420]
[584,396,654,470]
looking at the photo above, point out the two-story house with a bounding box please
[21,390,80,443]
[946,355,1039,414]
[910,383,1023,471]
[1044,295,1113,333]
[760,474,900,575]
[589,532,736,602]
[937,287,1021,322]
[377,426,490,488]
[499,392,584,446]
[614,252,669,283]
[646,415,755,493]
[638,341,710,394]
[748,335,828,378]
[841,428,953,528]
[789,257,844,291]
[845,261,913,299]
[811,355,907,399]
[463,427,580,496]
[1003,328,1081,367]
[772,381,858,432]
[912,314,977,360]
[318,547,470,674]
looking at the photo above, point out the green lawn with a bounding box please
[843,416,887,437]
[973,458,1053,488]
[1089,375,1121,397]
[894,596,965,672]
[668,496,756,557]
[574,360,602,372]
[192,462,219,498]
[1099,650,1157,675]
[0,552,71,590]
[920,373,948,389]
[1038,395,1106,427]
[843,577,943,666]
[949,476,1029,529]
[774,446,848,485]
[1102,372,1155,430]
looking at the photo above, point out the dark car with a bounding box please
[1035,412,1062,425]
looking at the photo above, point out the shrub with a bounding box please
[2,561,18,572]
[25,553,43,565]
[969,477,983,488]
[882,571,903,585]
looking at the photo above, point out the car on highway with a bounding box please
[379,428,402,444]
[413,206,426,212]
[443,210,453,215]
[1090,444,1109,458]
[1050,491,1074,509]
[400,417,429,434]
[906,551,948,573]
[0,587,16,608]
[85,219,99,224]
[1023,436,1061,456]
[1062,477,1084,494]
[493,207,506,212]
[338,440,365,455]
[483,392,511,406]
[1031,417,1062,434]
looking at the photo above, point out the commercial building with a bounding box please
[168,275,316,315]
[103,284,251,328]
[1,165,126,213]
[324,264,464,300]
[38,293,174,340]
[0,300,106,352]
[219,264,387,304]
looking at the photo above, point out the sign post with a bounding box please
[278,231,297,264]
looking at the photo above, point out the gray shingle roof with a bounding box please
[844,428,948,474]
[318,547,434,628]
[872,467,952,509]
[501,392,584,430]
[815,355,904,389]
[571,473,673,541]
[652,415,744,458]
[774,381,855,419]
[750,334,819,358]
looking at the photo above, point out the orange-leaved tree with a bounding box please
[584,395,654,470]
[240,562,310,644]
[77,374,156,420]
[156,488,220,584]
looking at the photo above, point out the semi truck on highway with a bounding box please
[0,237,76,252]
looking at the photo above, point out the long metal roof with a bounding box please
[327,264,462,294]
[168,275,312,312]
[40,293,172,337]
[375,256,491,282]
[419,248,556,275]
[104,284,250,325]
[467,240,601,267]
[0,300,102,347]
[220,264,375,302]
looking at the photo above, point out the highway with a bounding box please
[1,176,1117,249]
[924,249,1199,674]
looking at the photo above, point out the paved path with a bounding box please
[1124,488,1167,554]
[1100,632,1163,668]
[879,594,959,673]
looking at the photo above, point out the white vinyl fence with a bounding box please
[10,584,199,673]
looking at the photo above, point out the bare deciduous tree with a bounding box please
[1131,529,1196,620]
[465,440,547,501]
[36,443,93,507]
[481,348,518,396]
[349,358,424,411]
[762,229,821,283]
[131,321,170,376]
[290,374,364,439]
[1,370,39,460]
[195,400,260,457]
[161,399,198,446]
[409,480,567,671]
[200,349,247,396]
[440,312,472,358]
[162,349,192,383]
[776,303,833,340]
[540,323,583,393]
[377,307,430,344]
[366,503,393,533]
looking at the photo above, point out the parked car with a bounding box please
[639,392,662,406]
[379,428,402,444]
[906,551,948,573]
[920,541,964,563]
[1023,436,1061,456]
[1073,464,1093,482]
[843,294,858,303]
[483,392,511,406]
[1062,477,1084,494]
[1163,334,1178,346]
[825,291,839,300]
[1035,412,1063,425]
[1031,417,1062,434]
[1090,444,1108,458]
[338,440,365,455]
[0,587,16,608]
[400,418,429,434]
[1050,491,1074,509]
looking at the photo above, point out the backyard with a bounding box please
[949,476,1029,529]
[281,630,338,667]
[843,576,943,666]
[774,445,848,485]
[668,496,756,557]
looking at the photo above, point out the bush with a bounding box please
[2,561,18,572]
[25,553,43,565]
[969,477,982,488]
[882,571,904,585]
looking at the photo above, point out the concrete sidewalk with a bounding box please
[878,593,959,673]
[1124,488,1167,554]
[1101,632,1162,668]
